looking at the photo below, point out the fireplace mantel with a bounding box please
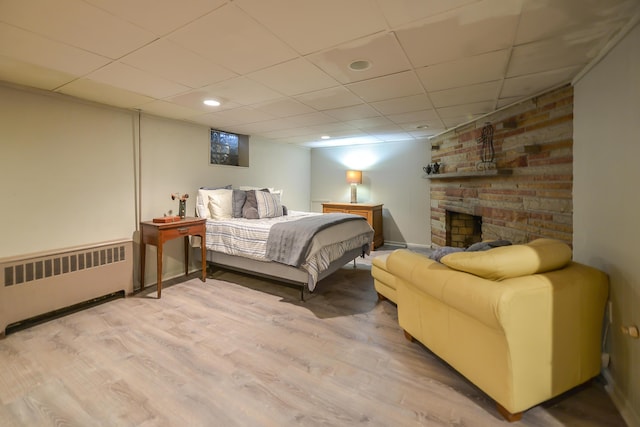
[426,169,512,180]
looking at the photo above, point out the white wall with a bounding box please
[310,140,431,248]
[574,23,640,427]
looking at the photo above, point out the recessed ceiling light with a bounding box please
[416,124,429,129]
[321,135,331,140]
[203,99,220,107]
[348,60,371,71]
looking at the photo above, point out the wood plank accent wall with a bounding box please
[429,85,574,247]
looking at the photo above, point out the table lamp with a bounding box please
[346,170,362,203]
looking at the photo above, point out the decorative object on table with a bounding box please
[432,161,440,174]
[476,122,495,170]
[422,162,441,175]
[346,170,362,203]
[152,216,181,223]
[171,193,189,218]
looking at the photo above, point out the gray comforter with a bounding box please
[266,213,367,267]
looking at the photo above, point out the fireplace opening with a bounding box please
[446,211,482,248]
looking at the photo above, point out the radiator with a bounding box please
[0,240,134,337]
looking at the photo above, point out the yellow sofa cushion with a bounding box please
[440,238,572,281]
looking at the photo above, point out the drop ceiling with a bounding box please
[0,0,638,147]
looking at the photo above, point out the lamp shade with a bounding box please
[346,170,362,184]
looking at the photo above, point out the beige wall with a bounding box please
[574,23,640,426]
[0,85,136,257]
[310,140,431,248]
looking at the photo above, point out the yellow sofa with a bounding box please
[371,253,397,303]
[385,239,609,421]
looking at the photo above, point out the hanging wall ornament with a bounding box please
[476,122,495,170]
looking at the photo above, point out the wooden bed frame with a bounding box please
[196,246,365,300]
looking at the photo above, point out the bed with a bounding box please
[192,187,374,299]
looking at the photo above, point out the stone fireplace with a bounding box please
[427,85,574,248]
[446,211,482,248]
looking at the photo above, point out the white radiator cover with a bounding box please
[0,240,134,336]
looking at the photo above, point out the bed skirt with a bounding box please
[195,246,365,300]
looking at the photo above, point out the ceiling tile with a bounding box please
[396,0,520,67]
[377,0,481,28]
[501,66,580,98]
[0,0,156,59]
[85,62,191,99]
[416,49,509,92]
[437,100,495,119]
[248,58,339,96]
[507,36,596,78]
[168,4,298,74]
[514,0,638,45]
[365,128,414,142]
[345,117,395,130]
[260,127,315,140]
[167,90,241,112]
[234,0,388,54]
[83,0,227,35]
[323,104,380,121]
[0,56,76,91]
[370,94,433,115]
[229,119,302,138]
[284,112,337,127]
[295,86,363,111]
[307,33,412,84]
[199,77,282,106]
[0,23,110,77]
[430,81,500,108]
[346,71,424,103]
[387,109,442,126]
[251,97,316,118]
[121,39,237,89]
[136,100,205,120]
[200,106,277,126]
[56,79,154,108]
[187,113,233,128]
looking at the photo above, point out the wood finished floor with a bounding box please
[0,259,627,426]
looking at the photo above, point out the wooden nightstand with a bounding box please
[322,202,384,249]
[140,217,207,298]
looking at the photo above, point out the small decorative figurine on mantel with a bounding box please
[171,193,189,218]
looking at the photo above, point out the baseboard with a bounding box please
[381,241,432,250]
[602,368,640,427]
[379,240,406,248]
[406,242,432,251]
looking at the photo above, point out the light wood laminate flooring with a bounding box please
[0,260,626,426]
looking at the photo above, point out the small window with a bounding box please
[210,129,249,167]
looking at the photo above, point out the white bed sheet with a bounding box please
[204,211,373,291]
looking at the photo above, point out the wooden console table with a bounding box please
[322,202,384,249]
[140,217,206,298]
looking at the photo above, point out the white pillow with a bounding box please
[270,188,283,202]
[238,185,268,191]
[255,191,283,218]
[208,191,233,220]
[196,188,231,219]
